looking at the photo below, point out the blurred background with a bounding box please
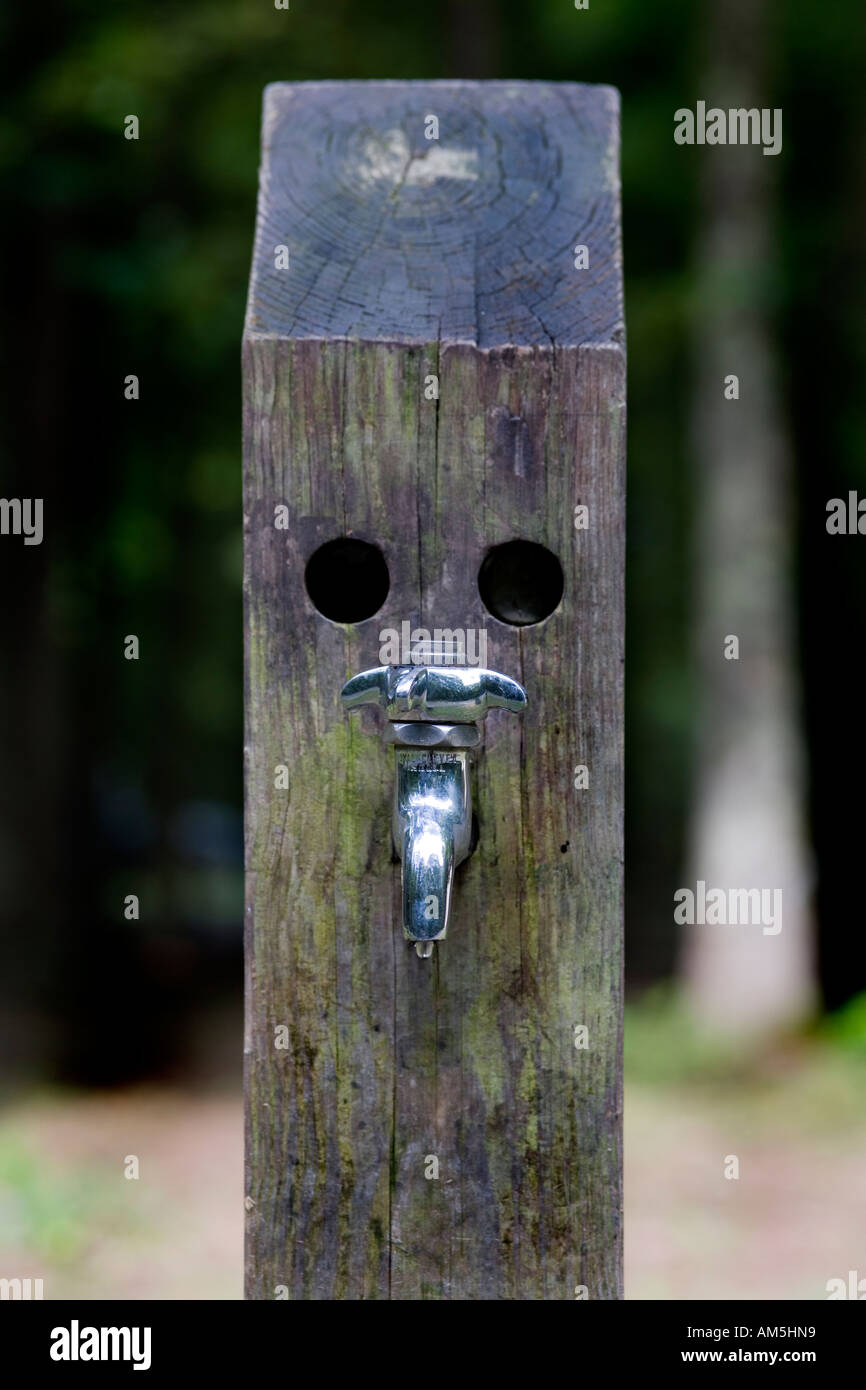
[1,0,864,1299]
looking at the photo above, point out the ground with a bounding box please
[1,1001,863,1299]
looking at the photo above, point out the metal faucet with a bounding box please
[340,665,527,957]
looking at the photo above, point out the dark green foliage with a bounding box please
[0,2,863,1085]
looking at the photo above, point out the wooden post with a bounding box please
[243,80,625,1300]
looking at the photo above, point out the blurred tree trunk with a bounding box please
[681,0,814,1034]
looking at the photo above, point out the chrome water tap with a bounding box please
[340,665,527,957]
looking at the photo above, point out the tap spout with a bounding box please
[342,662,527,959]
[393,749,472,957]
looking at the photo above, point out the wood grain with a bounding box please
[244,81,625,1300]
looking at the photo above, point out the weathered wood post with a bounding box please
[243,80,625,1300]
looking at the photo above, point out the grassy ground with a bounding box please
[1,993,863,1299]
[625,989,866,1298]
[0,1087,242,1299]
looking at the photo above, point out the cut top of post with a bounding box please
[245,80,623,350]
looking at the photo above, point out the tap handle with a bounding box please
[341,665,527,723]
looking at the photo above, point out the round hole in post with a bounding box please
[304,538,390,623]
[478,540,564,626]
